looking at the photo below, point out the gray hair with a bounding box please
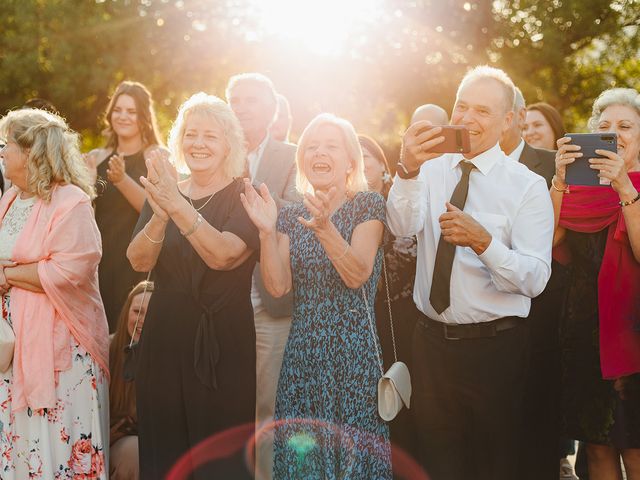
[588,88,640,131]
[295,113,368,196]
[225,73,277,122]
[457,65,516,113]
[514,87,526,112]
[168,92,246,178]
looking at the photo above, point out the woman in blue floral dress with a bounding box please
[241,113,391,479]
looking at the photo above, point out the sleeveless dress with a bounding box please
[272,191,392,480]
[94,150,147,331]
[0,195,108,479]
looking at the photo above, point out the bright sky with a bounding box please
[251,0,385,56]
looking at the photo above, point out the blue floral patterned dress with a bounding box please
[272,191,392,480]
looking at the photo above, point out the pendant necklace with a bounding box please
[189,182,216,212]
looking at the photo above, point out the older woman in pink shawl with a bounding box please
[0,109,109,479]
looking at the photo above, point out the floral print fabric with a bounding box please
[273,191,392,480]
[0,296,109,479]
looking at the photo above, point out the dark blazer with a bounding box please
[519,142,555,187]
[253,137,299,318]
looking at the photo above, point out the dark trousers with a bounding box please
[518,262,566,479]
[412,316,530,480]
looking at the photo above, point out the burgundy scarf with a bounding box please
[559,172,640,379]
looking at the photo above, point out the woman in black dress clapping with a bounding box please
[127,93,259,479]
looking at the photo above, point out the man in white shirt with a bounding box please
[387,66,554,480]
[226,73,298,480]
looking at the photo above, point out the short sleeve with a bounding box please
[353,191,387,228]
[220,184,260,252]
[132,200,154,240]
[277,203,300,237]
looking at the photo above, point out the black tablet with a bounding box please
[565,133,617,186]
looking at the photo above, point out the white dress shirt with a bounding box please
[507,139,526,162]
[387,143,553,324]
[247,133,270,181]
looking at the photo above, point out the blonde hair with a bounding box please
[0,109,95,201]
[168,92,246,177]
[295,113,369,196]
[588,88,640,131]
[458,65,516,113]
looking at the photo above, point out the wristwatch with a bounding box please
[396,161,420,179]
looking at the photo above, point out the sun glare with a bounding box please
[253,0,383,56]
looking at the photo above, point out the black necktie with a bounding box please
[429,161,475,314]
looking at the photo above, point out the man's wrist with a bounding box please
[471,230,492,255]
[396,161,420,179]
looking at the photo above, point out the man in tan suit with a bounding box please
[226,73,298,480]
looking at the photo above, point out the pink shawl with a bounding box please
[0,184,109,411]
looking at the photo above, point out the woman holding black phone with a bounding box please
[552,88,640,479]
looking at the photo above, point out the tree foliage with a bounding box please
[1,0,638,151]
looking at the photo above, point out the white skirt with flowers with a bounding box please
[0,295,109,479]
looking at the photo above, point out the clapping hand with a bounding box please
[82,150,100,185]
[240,179,278,236]
[106,153,126,184]
[298,187,336,233]
[140,150,178,221]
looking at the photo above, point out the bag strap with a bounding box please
[381,255,398,364]
[128,270,152,349]
[361,286,384,377]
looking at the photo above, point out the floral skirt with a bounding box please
[0,296,109,479]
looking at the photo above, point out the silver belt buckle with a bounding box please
[444,324,460,341]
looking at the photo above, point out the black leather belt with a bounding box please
[418,313,523,340]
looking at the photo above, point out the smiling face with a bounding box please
[227,81,276,141]
[451,77,513,158]
[595,104,640,171]
[181,112,230,176]
[0,136,29,190]
[302,124,353,192]
[362,146,385,194]
[127,292,151,343]
[110,94,141,140]
[523,109,556,150]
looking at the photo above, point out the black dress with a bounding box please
[561,229,640,448]
[133,179,259,479]
[95,150,146,331]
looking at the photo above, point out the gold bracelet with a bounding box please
[143,224,165,244]
[181,212,203,237]
[330,242,350,262]
[551,176,569,193]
